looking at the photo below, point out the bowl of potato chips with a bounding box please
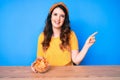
[31,57,50,73]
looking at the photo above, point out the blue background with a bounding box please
[0,0,120,66]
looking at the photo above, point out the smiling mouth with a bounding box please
[54,21,60,25]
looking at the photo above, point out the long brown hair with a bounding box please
[42,3,71,51]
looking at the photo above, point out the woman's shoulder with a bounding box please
[38,32,44,40]
[70,30,76,36]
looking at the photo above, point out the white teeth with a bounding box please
[55,21,60,24]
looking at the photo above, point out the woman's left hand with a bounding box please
[85,32,98,48]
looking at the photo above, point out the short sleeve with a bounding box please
[37,32,44,57]
[70,31,79,50]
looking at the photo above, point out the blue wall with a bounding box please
[0,0,120,66]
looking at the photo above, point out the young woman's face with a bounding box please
[51,7,65,29]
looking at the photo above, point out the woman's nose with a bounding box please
[56,15,60,20]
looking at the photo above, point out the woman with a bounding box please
[36,2,97,66]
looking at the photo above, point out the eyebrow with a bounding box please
[53,12,65,15]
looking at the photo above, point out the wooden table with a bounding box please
[0,66,120,80]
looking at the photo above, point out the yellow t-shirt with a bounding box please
[37,31,78,66]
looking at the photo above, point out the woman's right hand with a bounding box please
[31,61,38,73]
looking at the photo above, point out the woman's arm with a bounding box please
[71,32,98,65]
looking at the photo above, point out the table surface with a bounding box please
[0,66,120,80]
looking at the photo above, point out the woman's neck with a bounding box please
[52,27,61,38]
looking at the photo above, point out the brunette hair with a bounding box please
[42,2,71,51]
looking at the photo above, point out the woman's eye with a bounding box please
[54,13,57,16]
[61,15,65,18]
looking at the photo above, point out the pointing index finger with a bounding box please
[91,32,98,37]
